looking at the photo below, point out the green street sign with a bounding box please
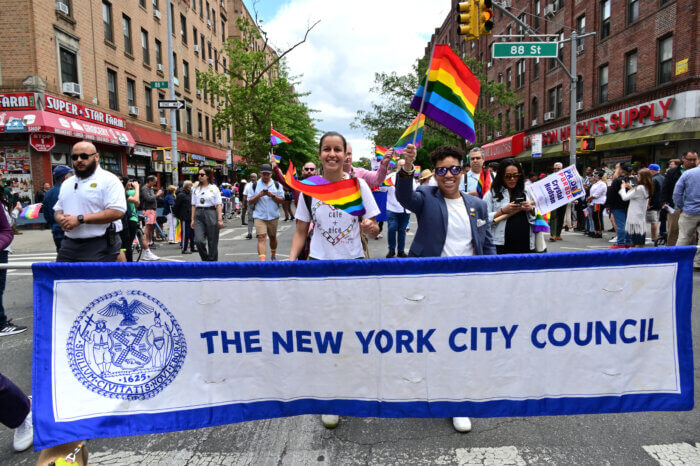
[492,42,558,58]
[150,81,169,89]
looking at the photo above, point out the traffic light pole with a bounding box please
[166,0,179,183]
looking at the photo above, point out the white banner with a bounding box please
[531,134,542,158]
[526,165,585,214]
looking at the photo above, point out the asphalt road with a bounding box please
[1,213,698,465]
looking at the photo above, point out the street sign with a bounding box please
[492,42,558,58]
[30,133,56,152]
[158,99,185,110]
[151,81,169,89]
[531,134,542,158]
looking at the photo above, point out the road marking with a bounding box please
[643,443,700,465]
[455,446,526,465]
[9,252,58,257]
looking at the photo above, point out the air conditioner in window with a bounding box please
[198,131,203,138]
[160,117,168,126]
[207,20,212,27]
[544,4,556,17]
[196,89,203,96]
[576,101,584,111]
[154,9,161,20]
[502,0,512,7]
[227,142,232,148]
[487,61,493,68]
[62,82,81,96]
[157,63,163,71]
[217,139,222,144]
[129,106,140,116]
[220,1,225,9]
[208,58,214,66]
[544,111,555,121]
[173,77,179,87]
[531,119,538,126]
[576,44,584,55]
[496,131,503,138]
[55,1,69,15]
[194,44,200,53]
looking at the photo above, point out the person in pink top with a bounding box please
[343,143,391,188]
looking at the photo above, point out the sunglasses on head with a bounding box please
[71,152,96,161]
[504,173,521,180]
[435,166,462,176]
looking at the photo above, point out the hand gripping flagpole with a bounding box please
[412,42,437,146]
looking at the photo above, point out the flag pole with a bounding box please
[412,42,437,145]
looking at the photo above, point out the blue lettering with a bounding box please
[314,331,343,354]
[470,326,478,350]
[595,321,617,345]
[574,322,593,345]
[640,319,646,342]
[396,330,414,353]
[244,330,262,353]
[531,324,547,349]
[272,330,294,354]
[500,325,518,349]
[548,323,571,347]
[449,327,468,352]
[620,319,637,343]
[200,331,218,354]
[296,330,313,353]
[355,330,375,354]
[480,327,498,350]
[375,330,393,353]
[417,329,436,353]
[647,318,659,341]
[221,331,242,353]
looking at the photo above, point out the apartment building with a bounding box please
[426,0,698,172]
[0,0,260,199]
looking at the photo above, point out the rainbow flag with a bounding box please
[382,177,395,187]
[476,169,491,199]
[270,125,291,146]
[389,160,397,169]
[272,154,282,163]
[414,165,421,174]
[174,219,182,242]
[533,210,550,233]
[284,162,365,216]
[410,44,480,143]
[375,145,388,160]
[394,114,425,152]
[19,203,41,219]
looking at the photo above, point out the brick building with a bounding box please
[426,0,699,173]
[0,0,267,201]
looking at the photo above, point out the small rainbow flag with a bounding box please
[382,177,395,187]
[389,160,397,169]
[174,219,182,242]
[270,125,291,146]
[476,168,491,199]
[414,165,421,174]
[272,154,282,163]
[533,210,550,233]
[19,203,41,219]
[375,145,388,160]
[285,162,365,216]
[394,114,425,152]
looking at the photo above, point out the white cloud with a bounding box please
[265,0,450,160]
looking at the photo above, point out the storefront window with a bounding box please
[1,147,33,203]
[100,150,122,173]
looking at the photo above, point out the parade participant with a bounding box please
[0,372,32,452]
[548,162,567,241]
[175,181,195,254]
[647,164,664,242]
[525,172,538,188]
[191,167,223,261]
[289,131,380,428]
[139,175,161,260]
[53,141,127,262]
[116,175,140,262]
[461,147,484,196]
[43,165,74,252]
[239,178,248,224]
[586,171,607,238]
[0,193,23,337]
[619,168,653,248]
[282,189,294,221]
[248,164,284,261]
[662,151,698,245]
[418,169,433,186]
[35,182,50,203]
[606,163,633,248]
[673,163,700,269]
[385,153,414,258]
[343,143,391,188]
[272,159,318,204]
[164,185,177,244]
[242,173,257,239]
[484,159,536,254]
[398,143,494,432]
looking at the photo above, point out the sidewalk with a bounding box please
[9,228,55,254]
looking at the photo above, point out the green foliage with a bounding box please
[197,17,318,173]
[353,157,371,170]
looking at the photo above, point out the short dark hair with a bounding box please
[146,175,157,183]
[429,146,465,167]
[318,131,347,152]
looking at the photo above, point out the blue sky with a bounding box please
[241,1,451,159]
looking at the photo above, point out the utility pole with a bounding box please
[166,0,178,183]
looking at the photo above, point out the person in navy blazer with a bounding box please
[396,144,496,258]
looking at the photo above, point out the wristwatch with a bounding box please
[398,166,413,178]
[77,214,85,224]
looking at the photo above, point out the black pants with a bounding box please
[182,218,195,252]
[0,372,30,429]
[592,206,603,232]
[194,208,219,261]
[57,236,121,262]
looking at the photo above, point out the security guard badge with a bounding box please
[200,198,205,204]
[90,183,97,188]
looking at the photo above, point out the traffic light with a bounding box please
[581,137,596,152]
[562,139,570,153]
[478,0,494,36]
[457,1,479,42]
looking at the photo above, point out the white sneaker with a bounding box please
[13,396,33,452]
[452,416,472,433]
[320,414,339,429]
[608,236,617,243]
[142,250,160,261]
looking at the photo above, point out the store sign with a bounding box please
[181,167,200,174]
[0,93,36,110]
[226,150,232,167]
[188,154,206,163]
[531,134,542,158]
[29,133,56,152]
[4,118,26,132]
[45,95,127,129]
[482,132,525,161]
[132,145,152,157]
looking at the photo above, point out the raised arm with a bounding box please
[397,144,425,213]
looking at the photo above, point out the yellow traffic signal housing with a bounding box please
[457,1,479,42]
[581,136,596,152]
[478,0,494,36]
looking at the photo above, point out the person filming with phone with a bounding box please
[248,164,284,261]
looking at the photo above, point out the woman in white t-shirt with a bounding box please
[290,132,380,262]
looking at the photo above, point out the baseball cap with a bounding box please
[53,165,73,178]
[621,163,634,172]
[648,164,660,171]
[260,164,273,173]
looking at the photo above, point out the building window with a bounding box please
[185,106,192,135]
[180,14,187,44]
[598,64,608,103]
[141,29,149,65]
[533,57,539,79]
[159,92,165,119]
[107,69,118,110]
[627,0,639,24]
[153,0,159,10]
[505,110,511,133]
[506,68,511,89]
[193,27,198,53]
[200,34,205,60]
[173,52,178,77]
[515,103,525,131]
[550,31,563,70]
[126,78,135,107]
[600,0,610,39]
[145,86,153,122]
[625,51,637,95]
[197,112,202,137]
[122,15,132,55]
[206,2,210,22]
[59,47,78,85]
[516,60,525,88]
[222,58,226,73]
[658,35,673,84]
[139,0,146,7]
[214,49,218,72]
[548,85,562,118]
[534,0,540,29]
[576,75,583,103]
[199,0,203,18]
[183,60,190,90]
[102,1,113,43]
[222,21,226,42]
[517,13,526,36]
[531,97,538,124]
[208,42,212,63]
[212,11,216,34]
[155,39,162,67]
[576,15,585,49]
[205,115,210,140]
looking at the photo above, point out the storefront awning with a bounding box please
[482,132,525,162]
[0,110,135,147]
[594,118,700,150]
[126,124,227,162]
[515,143,564,162]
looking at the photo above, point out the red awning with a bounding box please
[127,124,226,162]
[0,110,135,147]
[482,132,525,162]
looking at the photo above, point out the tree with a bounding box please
[197,16,320,173]
[352,157,371,170]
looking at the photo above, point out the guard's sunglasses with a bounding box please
[434,166,462,176]
[71,152,96,161]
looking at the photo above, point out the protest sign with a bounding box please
[32,248,695,449]
[526,165,585,214]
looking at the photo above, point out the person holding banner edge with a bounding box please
[547,162,567,241]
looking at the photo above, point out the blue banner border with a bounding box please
[32,248,695,450]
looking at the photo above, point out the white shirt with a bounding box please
[386,173,415,213]
[243,182,254,198]
[296,178,380,260]
[441,197,474,257]
[589,180,607,205]
[53,166,126,239]
[191,184,223,207]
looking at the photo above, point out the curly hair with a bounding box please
[429,146,465,167]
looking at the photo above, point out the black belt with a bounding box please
[198,206,217,210]
[65,235,107,243]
